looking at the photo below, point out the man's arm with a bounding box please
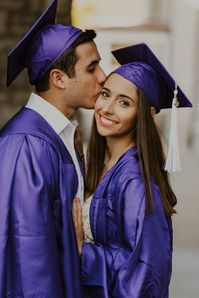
[0,134,63,297]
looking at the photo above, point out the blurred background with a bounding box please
[0,0,198,296]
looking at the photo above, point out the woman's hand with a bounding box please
[72,197,84,255]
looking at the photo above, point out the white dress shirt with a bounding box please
[26,92,84,203]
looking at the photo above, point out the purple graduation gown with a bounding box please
[0,108,83,298]
[82,147,173,298]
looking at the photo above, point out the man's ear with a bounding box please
[49,69,68,89]
[150,106,156,117]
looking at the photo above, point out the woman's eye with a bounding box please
[101,91,109,98]
[119,100,130,107]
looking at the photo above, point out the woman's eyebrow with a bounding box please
[101,87,110,91]
[119,93,135,102]
[102,87,135,102]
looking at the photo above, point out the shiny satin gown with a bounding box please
[81,147,173,298]
[0,108,83,298]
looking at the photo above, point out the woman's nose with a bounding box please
[101,99,114,114]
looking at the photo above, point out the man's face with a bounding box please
[65,41,106,109]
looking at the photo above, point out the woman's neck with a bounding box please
[103,136,135,173]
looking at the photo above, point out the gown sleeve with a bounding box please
[81,177,171,297]
[81,177,147,297]
[0,134,64,297]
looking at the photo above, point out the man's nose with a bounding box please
[97,67,106,85]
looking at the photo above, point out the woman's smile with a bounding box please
[99,114,117,126]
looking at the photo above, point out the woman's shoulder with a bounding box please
[113,148,141,181]
[94,150,141,197]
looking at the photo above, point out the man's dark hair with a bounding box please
[35,29,96,92]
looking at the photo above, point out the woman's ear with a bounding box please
[150,106,156,117]
[49,68,67,89]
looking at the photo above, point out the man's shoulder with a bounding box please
[0,108,71,162]
[1,108,52,146]
[1,107,48,134]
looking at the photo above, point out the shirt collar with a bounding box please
[26,92,78,134]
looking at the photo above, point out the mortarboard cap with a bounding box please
[7,0,58,86]
[111,43,192,173]
[111,43,192,113]
[25,24,83,85]
[7,0,83,86]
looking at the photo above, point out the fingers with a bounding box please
[76,198,83,227]
[72,197,83,233]
[72,197,78,224]
[72,197,82,225]
[72,198,84,255]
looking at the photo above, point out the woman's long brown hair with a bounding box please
[86,90,177,216]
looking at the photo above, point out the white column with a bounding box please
[170,0,199,154]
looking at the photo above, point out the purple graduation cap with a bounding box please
[7,0,83,86]
[111,43,192,113]
[111,43,192,172]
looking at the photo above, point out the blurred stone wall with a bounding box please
[0,0,72,128]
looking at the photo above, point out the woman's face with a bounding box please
[95,73,138,139]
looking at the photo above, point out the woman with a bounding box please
[73,43,192,297]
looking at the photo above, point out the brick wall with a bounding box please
[0,0,72,128]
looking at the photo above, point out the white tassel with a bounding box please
[164,83,181,172]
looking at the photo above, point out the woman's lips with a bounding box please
[99,115,116,126]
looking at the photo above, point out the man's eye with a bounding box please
[87,67,95,73]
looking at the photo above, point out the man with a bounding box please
[0,0,105,297]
